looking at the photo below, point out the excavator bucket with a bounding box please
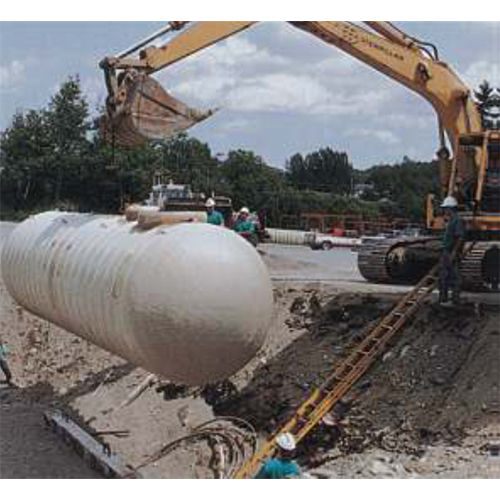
[101,72,214,147]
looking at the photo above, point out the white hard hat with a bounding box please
[239,206,250,214]
[205,198,215,208]
[440,196,458,208]
[276,432,296,451]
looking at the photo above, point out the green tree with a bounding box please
[0,109,53,212]
[474,80,500,130]
[363,157,439,220]
[286,147,353,194]
[218,149,286,222]
[154,133,218,194]
[47,75,91,205]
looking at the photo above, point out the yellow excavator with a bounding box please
[100,21,500,291]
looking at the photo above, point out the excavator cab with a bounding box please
[483,139,500,213]
[452,132,500,218]
[429,132,500,234]
[100,68,213,147]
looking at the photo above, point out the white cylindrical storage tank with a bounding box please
[266,228,313,246]
[1,211,273,385]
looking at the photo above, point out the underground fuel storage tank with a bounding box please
[1,211,273,385]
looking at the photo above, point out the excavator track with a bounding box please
[359,238,500,292]
[357,240,395,283]
[460,241,500,291]
[358,237,439,285]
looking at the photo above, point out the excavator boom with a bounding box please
[100,21,482,151]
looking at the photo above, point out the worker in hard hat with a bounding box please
[234,207,258,246]
[205,198,224,226]
[439,196,465,304]
[254,432,301,479]
[233,207,254,232]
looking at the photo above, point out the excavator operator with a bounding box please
[439,196,465,305]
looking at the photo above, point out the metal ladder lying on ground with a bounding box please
[233,264,439,478]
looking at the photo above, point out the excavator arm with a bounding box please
[101,21,481,152]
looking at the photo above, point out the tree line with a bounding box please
[5,76,491,226]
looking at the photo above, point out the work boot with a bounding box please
[452,292,461,306]
[439,290,449,304]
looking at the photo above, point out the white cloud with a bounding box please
[0,60,26,89]
[81,75,108,111]
[165,30,393,116]
[172,69,391,116]
[158,21,411,119]
[345,128,400,145]
[225,73,330,112]
[166,35,289,76]
[171,73,237,102]
[217,118,252,132]
[375,113,434,130]
[462,60,500,89]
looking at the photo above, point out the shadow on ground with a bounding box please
[0,362,134,478]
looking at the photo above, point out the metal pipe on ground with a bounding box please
[265,228,314,246]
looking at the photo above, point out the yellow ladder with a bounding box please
[233,265,439,478]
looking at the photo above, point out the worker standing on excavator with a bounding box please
[254,433,301,479]
[205,198,224,226]
[439,196,465,304]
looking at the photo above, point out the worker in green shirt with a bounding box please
[439,196,465,305]
[233,207,258,246]
[0,338,13,385]
[205,198,224,226]
[233,207,255,234]
[254,432,301,479]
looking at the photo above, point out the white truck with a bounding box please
[310,232,362,251]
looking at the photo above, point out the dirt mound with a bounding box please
[354,301,499,441]
[209,292,500,462]
[211,293,398,429]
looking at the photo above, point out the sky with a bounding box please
[0,20,499,170]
